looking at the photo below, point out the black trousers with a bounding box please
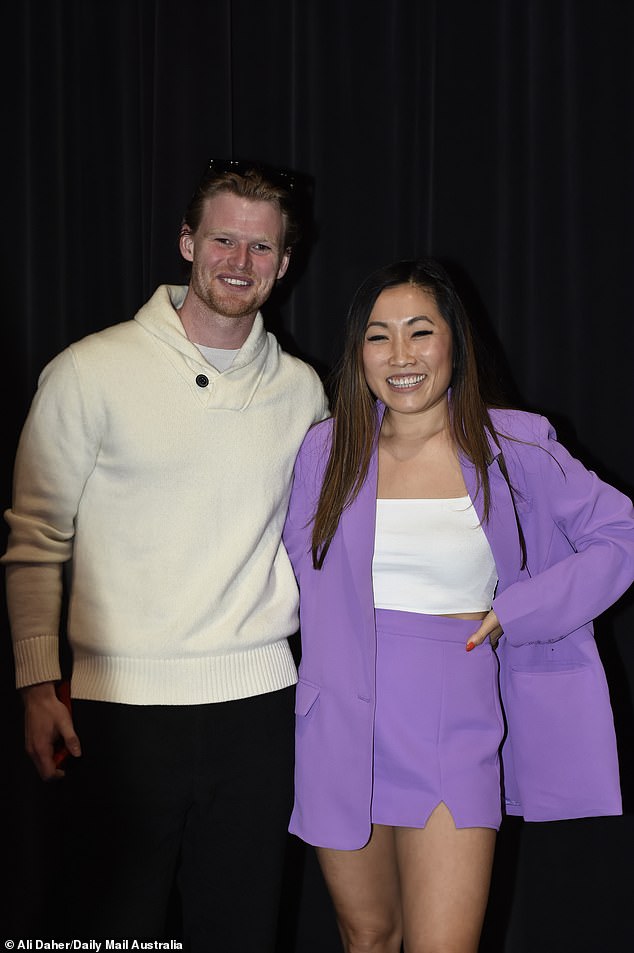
[61,687,295,952]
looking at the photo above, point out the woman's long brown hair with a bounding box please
[311,258,508,569]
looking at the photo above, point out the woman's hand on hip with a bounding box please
[466,610,503,652]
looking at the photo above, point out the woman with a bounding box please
[283,258,634,953]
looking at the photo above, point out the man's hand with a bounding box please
[21,681,81,780]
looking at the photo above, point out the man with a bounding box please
[3,159,328,949]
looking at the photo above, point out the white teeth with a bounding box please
[387,374,426,388]
[222,277,249,286]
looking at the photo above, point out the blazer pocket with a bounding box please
[506,661,619,818]
[295,677,320,717]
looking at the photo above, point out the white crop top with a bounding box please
[372,497,498,615]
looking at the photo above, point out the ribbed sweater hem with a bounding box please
[70,639,298,705]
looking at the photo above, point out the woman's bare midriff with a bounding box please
[438,611,488,621]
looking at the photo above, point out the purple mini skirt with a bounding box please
[371,608,504,830]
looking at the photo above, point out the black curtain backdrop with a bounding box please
[2,1,634,949]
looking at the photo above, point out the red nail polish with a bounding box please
[466,642,475,652]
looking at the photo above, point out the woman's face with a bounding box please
[362,283,454,420]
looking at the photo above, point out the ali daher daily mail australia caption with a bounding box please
[12,943,184,951]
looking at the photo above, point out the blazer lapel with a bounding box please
[339,405,383,630]
[461,449,524,590]
[340,442,380,623]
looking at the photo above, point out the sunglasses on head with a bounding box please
[203,158,296,192]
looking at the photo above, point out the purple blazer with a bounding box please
[283,407,634,849]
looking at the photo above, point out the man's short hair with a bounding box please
[182,159,301,249]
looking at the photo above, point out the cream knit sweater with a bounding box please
[3,285,328,704]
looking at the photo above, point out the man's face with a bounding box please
[180,192,290,322]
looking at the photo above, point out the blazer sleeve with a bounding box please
[492,415,634,647]
[283,422,330,577]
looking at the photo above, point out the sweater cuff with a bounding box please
[13,635,62,689]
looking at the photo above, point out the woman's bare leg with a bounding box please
[396,802,496,953]
[317,823,403,953]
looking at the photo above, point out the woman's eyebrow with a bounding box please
[366,315,434,328]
